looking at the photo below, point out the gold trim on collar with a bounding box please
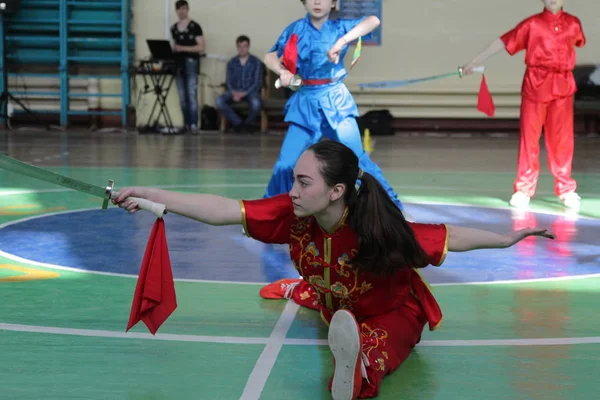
[321,207,350,235]
[324,237,333,309]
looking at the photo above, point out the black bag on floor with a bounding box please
[357,109,394,136]
[201,105,219,131]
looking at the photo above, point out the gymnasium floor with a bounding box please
[1,130,599,400]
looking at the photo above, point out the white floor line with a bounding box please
[2,321,600,348]
[0,198,598,286]
[429,272,600,286]
[239,301,300,400]
[2,243,600,287]
[0,322,270,344]
[417,337,600,347]
[0,248,267,285]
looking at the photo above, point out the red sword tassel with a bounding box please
[282,33,298,75]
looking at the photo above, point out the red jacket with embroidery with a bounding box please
[240,194,448,330]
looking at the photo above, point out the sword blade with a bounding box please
[358,71,460,89]
[0,153,111,206]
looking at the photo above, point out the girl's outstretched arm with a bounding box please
[447,225,555,252]
[113,187,242,226]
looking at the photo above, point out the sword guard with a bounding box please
[102,179,114,210]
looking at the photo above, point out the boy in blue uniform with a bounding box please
[263,0,404,210]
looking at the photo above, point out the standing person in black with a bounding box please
[170,0,205,134]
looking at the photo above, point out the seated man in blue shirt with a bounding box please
[216,35,263,133]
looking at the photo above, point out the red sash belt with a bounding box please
[302,78,333,86]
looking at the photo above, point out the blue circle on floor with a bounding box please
[0,204,598,284]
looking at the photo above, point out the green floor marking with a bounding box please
[285,277,600,341]
[0,264,284,338]
[1,165,599,399]
[0,329,264,400]
[260,343,600,400]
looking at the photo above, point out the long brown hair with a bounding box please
[309,140,428,274]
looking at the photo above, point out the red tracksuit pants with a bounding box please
[338,294,427,398]
[269,280,428,399]
[514,95,577,197]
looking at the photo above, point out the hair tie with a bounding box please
[357,169,363,180]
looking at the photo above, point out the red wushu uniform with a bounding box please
[240,194,448,398]
[500,8,586,198]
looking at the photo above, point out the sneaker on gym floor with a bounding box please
[560,192,581,209]
[509,191,530,208]
[329,310,363,400]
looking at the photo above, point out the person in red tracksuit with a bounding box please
[114,141,555,400]
[461,0,586,209]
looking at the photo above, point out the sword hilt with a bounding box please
[275,74,302,91]
[106,179,167,219]
[458,65,486,78]
[102,179,114,210]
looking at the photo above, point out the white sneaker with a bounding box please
[329,310,363,400]
[509,192,530,208]
[560,192,581,209]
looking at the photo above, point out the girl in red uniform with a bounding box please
[113,141,554,399]
[462,0,586,209]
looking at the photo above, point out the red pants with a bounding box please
[514,95,577,197]
[347,294,427,398]
[260,279,427,398]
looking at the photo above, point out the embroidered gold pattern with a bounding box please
[287,210,374,314]
[360,323,390,372]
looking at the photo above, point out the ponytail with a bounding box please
[306,139,426,274]
[348,172,428,275]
